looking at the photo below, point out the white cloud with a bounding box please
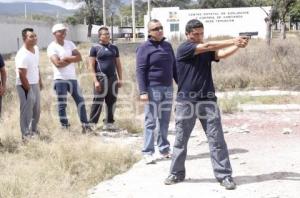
[0,0,84,10]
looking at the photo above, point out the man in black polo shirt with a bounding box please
[0,53,7,118]
[164,19,248,190]
[89,26,123,130]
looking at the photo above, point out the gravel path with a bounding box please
[88,111,300,198]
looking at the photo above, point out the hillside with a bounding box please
[0,2,75,17]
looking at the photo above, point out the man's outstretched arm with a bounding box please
[216,37,249,60]
[195,37,248,55]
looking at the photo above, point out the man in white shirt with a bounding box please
[15,28,43,140]
[47,23,91,133]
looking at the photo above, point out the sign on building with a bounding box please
[145,7,271,40]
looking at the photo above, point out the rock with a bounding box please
[223,127,230,133]
[282,128,292,135]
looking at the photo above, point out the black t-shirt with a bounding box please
[0,54,4,69]
[90,43,119,77]
[176,41,219,102]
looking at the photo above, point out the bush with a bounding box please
[213,38,300,91]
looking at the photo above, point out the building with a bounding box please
[144,6,271,41]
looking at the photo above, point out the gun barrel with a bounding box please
[239,32,258,37]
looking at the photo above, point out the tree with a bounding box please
[152,0,192,8]
[65,0,121,37]
[197,0,249,8]
[120,0,147,26]
[273,0,296,39]
[289,0,300,29]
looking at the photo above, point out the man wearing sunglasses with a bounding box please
[136,19,178,164]
[164,19,248,190]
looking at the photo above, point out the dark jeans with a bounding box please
[169,101,232,181]
[89,75,118,124]
[54,79,88,127]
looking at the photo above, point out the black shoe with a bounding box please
[82,126,93,134]
[61,124,71,130]
[220,176,236,190]
[164,174,185,185]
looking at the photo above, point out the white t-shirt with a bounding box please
[47,40,77,80]
[15,45,40,85]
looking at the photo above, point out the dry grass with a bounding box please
[213,38,300,91]
[0,44,140,198]
[219,95,300,113]
[1,37,299,197]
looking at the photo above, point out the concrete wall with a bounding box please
[0,22,89,54]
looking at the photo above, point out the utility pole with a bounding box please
[111,12,114,44]
[24,3,27,19]
[103,0,106,26]
[148,0,151,21]
[132,0,136,42]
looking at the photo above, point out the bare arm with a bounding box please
[194,39,236,55]
[39,71,43,90]
[89,56,102,92]
[195,37,248,55]
[116,57,123,87]
[216,37,249,59]
[62,49,82,63]
[89,57,98,83]
[18,68,30,91]
[0,67,7,96]
[50,55,70,68]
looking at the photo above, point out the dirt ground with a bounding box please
[89,110,300,198]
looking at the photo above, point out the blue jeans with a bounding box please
[54,80,88,127]
[142,86,173,155]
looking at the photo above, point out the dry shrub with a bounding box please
[213,38,300,91]
[0,43,140,198]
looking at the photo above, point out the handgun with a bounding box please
[239,32,258,38]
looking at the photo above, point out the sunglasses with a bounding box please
[150,26,163,31]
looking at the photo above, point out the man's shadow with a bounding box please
[186,148,249,161]
[185,172,300,185]
[156,148,248,162]
[183,149,300,185]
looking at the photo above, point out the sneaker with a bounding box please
[160,152,171,159]
[103,123,118,131]
[164,174,185,185]
[143,154,156,164]
[61,124,70,130]
[220,176,236,190]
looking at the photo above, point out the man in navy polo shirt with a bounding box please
[136,19,178,164]
[0,53,7,117]
[164,19,248,190]
[89,26,123,130]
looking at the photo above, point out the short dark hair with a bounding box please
[185,19,203,33]
[147,19,160,30]
[22,28,34,41]
[98,26,109,34]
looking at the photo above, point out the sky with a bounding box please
[0,0,85,10]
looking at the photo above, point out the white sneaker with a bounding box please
[144,154,156,165]
[103,123,118,131]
